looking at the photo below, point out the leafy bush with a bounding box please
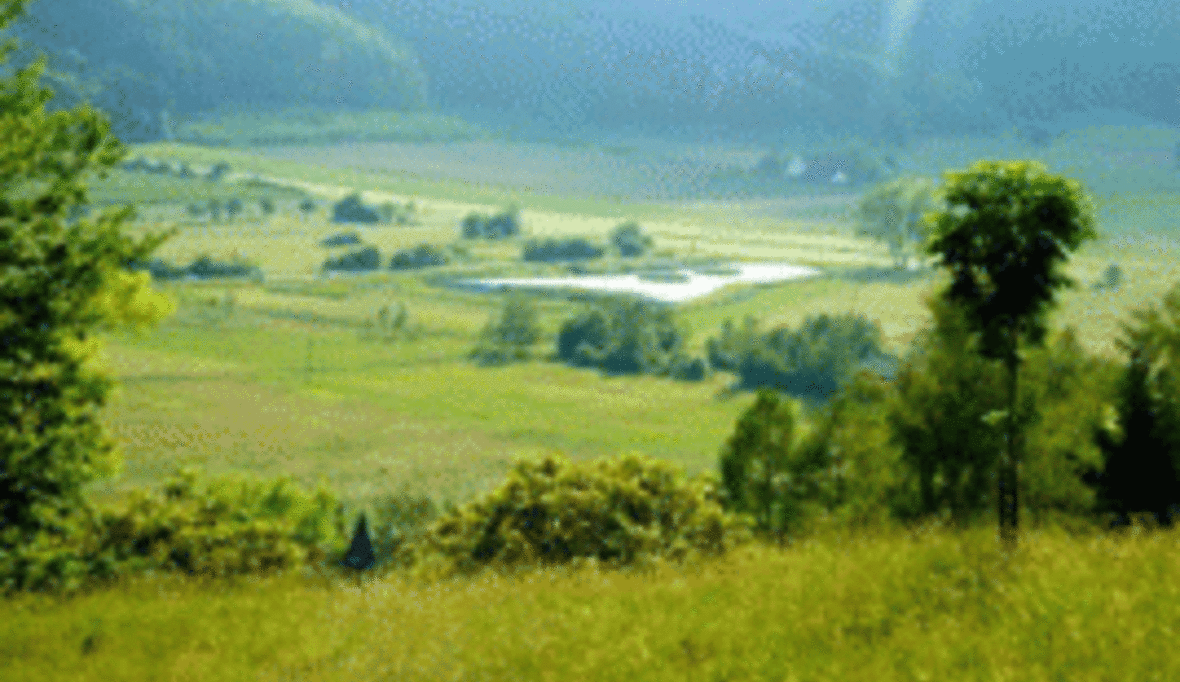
[320,231,362,247]
[298,197,318,216]
[522,237,605,263]
[206,162,231,182]
[470,295,542,366]
[404,452,753,580]
[556,298,704,378]
[323,246,381,272]
[332,193,382,224]
[360,302,421,343]
[461,206,520,240]
[707,313,897,400]
[0,468,348,595]
[389,243,449,270]
[259,197,275,215]
[611,221,653,258]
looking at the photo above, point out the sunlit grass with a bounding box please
[4,523,1177,681]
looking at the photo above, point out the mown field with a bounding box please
[6,125,1180,681]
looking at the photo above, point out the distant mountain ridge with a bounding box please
[6,0,428,140]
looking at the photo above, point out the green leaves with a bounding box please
[926,160,1097,360]
[855,175,943,269]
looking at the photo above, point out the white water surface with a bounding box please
[458,262,822,303]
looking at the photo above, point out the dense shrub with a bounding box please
[556,298,705,378]
[389,243,449,270]
[332,193,382,224]
[259,197,275,215]
[522,237,605,263]
[461,206,520,240]
[323,246,381,272]
[707,313,897,400]
[320,231,362,247]
[404,452,753,580]
[470,295,542,366]
[611,221,653,257]
[0,468,348,595]
[298,197,318,217]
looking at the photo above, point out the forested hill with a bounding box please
[4,0,427,141]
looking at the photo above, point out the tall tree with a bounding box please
[925,160,1096,548]
[0,0,175,587]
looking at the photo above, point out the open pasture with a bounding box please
[93,129,1180,519]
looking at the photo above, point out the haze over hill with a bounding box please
[5,0,1177,144]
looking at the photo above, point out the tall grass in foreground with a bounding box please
[3,522,1176,681]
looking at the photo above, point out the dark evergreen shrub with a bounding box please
[556,308,611,367]
[405,452,753,580]
[259,197,276,215]
[323,246,381,272]
[522,237,605,262]
[207,162,231,182]
[389,243,449,270]
[298,197,318,216]
[332,193,382,224]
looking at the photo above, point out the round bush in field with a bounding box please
[407,453,753,579]
[323,246,381,272]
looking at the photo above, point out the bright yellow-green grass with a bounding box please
[3,523,1177,681]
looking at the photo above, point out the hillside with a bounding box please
[5,0,427,141]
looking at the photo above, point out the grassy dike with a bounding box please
[2,523,1176,681]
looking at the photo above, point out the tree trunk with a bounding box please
[999,349,1020,549]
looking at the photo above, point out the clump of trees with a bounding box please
[389,243,449,270]
[332,193,382,224]
[855,176,944,270]
[556,298,706,381]
[1086,283,1180,527]
[706,313,897,400]
[322,245,381,272]
[470,294,543,366]
[378,200,418,225]
[126,254,262,281]
[522,237,604,263]
[462,206,520,240]
[611,221,653,257]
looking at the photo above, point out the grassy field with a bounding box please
[4,523,1178,681]
[6,124,1180,680]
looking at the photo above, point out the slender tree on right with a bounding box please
[924,160,1096,549]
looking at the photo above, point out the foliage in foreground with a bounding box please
[1,0,176,597]
[403,452,754,582]
[0,468,349,595]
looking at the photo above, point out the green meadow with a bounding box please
[6,126,1180,680]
